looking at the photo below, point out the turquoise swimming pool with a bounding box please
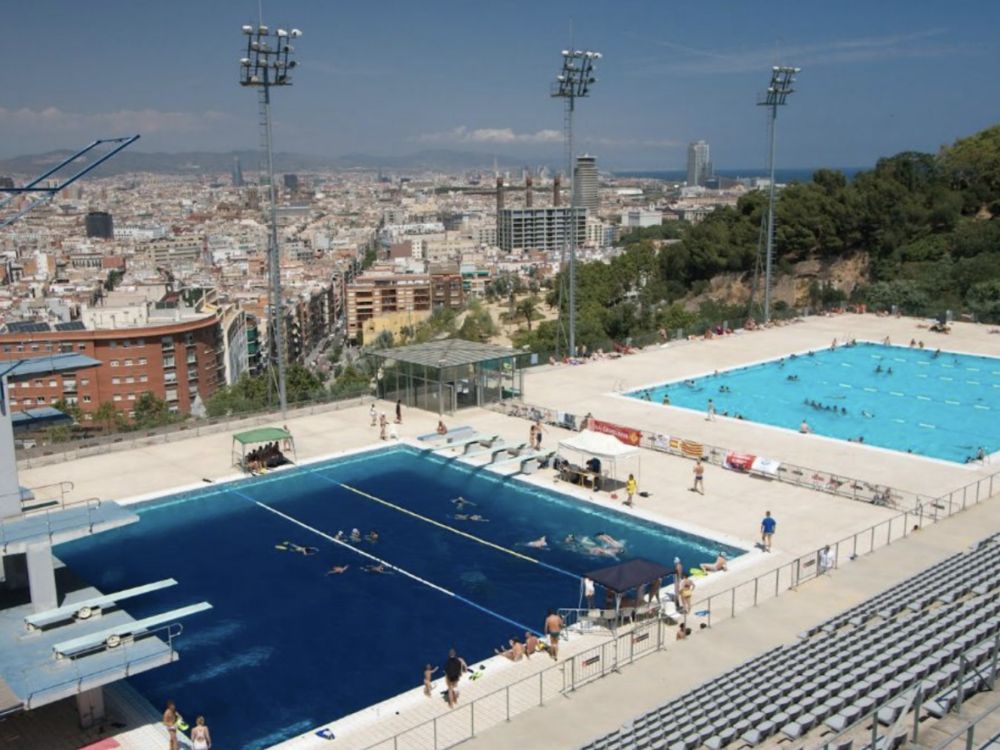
[625,342,1000,463]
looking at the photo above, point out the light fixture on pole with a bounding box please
[552,48,600,358]
[239,22,302,417]
[757,65,800,324]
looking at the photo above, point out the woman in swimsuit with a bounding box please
[191,716,212,750]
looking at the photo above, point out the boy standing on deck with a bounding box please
[423,664,438,697]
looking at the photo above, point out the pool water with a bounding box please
[55,445,741,749]
[626,342,1000,463]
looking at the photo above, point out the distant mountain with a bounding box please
[0,148,537,178]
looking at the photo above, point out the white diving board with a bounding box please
[489,442,527,462]
[416,426,475,443]
[426,434,497,453]
[25,578,178,632]
[462,440,506,459]
[490,449,551,470]
[52,602,212,659]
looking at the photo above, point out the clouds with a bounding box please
[414,126,563,145]
[0,106,234,135]
[633,28,964,76]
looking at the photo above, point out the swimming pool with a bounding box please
[625,342,1000,463]
[54,445,742,749]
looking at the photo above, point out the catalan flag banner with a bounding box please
[680,440,704,458]
[589,418,642,447]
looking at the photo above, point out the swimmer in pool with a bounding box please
[350,528,362,543]
[326,565,350,575]
[454,514,489,522]
[862,410,874,418]
[595,533,624,551]
[526,536,548,549]
[362,564,391,574]
[451,496,475,509]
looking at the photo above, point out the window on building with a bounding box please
[81,378,90,386]
[139,374,148,383]
[138,357,147,365]
[16,344,23,352]
[124,359,133,367]
[136,338,145,346]
[163,355,175,368]
[83,395,92,403]
[9,398,16,406]
[48,380,57,387]
[2,345,9,352]
[77,344,85,351]
[111,377,121,385]
[36,396,45,404]
[110,340,117,348]
[122,340,129,348]
[113,394,122,402]
[125,376,135,384]
[184,333,195,346]
[34,380,42,388]
[127,393,136,401]
[83,413,93,422]
[30,343,39,352]
[110,360,119,368]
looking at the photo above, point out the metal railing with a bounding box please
[359,616,669,750]
[20,480,74,510]
[14,391,369,470]
[814,631,1000,750]
[927,695,1000,750]
[0,496,103,551]
[21,621,183,710]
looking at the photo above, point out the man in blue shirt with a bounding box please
[760,511,777,552]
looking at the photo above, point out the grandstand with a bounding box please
[575,534,1000,750]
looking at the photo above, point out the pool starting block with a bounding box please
[52,602,212,660]
[25,579,178,632]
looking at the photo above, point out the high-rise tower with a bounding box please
[572,155,598,212]
[687,140,712,187]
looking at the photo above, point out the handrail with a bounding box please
[22,620,183,710]
[0,496,105,551]
[927,695,1000,750]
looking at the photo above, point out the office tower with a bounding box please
[85,211,114,239]
[525,175,533,207]
[283,174,299,192]
[498,207,585,253]
[496,176,504,215]
[572,155,599,211]
[687,140,713,187]
[232,157,244,187]
[553,175,562,206]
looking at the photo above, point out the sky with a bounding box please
[1,0,999,171]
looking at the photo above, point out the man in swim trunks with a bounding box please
[495,638,524,661]
[692,459,705,494]
[526,536,547,549]
[163,700,179,750]
[595,533,623,552]
[326,565,349,575]
[444,648,467,707]
[544,609,564,660]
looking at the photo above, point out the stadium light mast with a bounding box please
[757,65,800,324]
[240,21,302,417]
[552,48,600,358]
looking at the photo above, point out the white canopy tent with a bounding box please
[558,430,641,485]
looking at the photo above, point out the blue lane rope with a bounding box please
[302,466,581,581]
[227,488,538,636]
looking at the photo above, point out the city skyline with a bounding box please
[1,1,999,170]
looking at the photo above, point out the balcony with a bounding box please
[62,380,77,393]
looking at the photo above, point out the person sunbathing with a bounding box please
[700,552,728,573]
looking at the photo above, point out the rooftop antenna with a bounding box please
[757,65,800,323]
[240,9,303,418]
[551,36,600,359]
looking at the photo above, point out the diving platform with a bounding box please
[489,450,554,472]
[25,578,178,632]
[488,442,527,462]
[462,439,506,459]
[0,582,210,713]
[53,601,212,659]
[0,500,138,554]
[416,426,475,443]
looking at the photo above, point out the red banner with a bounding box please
[590,419,642,447]
[725,452,756,472]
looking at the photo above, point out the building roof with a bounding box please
[232,426,292,445]
[11,407,73,431]
[370,339,519,368]
[0,354,102,378]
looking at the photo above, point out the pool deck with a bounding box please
[8,313,1000,749]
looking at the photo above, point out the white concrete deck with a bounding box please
[8,313,1000,750]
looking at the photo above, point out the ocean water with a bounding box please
[55,445,741,748]
[626,343,1000,463]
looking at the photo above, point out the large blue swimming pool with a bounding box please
[625,342,1000,463]
[55,445,741,749]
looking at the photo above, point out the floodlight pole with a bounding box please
[758,66,800,324]
[552,49,600,359]
[240,22,302,417]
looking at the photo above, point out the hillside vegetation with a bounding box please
[515,124,1000,354]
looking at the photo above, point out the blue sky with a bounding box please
[1,0,998,170]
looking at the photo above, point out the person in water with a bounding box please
[526,536,548,549]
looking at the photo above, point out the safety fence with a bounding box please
[15,392,368,470]
[488,399,938,512]
[358,616,668,750]
[354,464,1000,749]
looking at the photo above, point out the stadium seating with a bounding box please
[574,534,1000,750]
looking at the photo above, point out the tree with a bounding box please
[93,401,125,433]
[967,279,1000,322]
[516,296,540,331]
[132,392,174,429]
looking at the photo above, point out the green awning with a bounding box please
[232,427,291,445]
